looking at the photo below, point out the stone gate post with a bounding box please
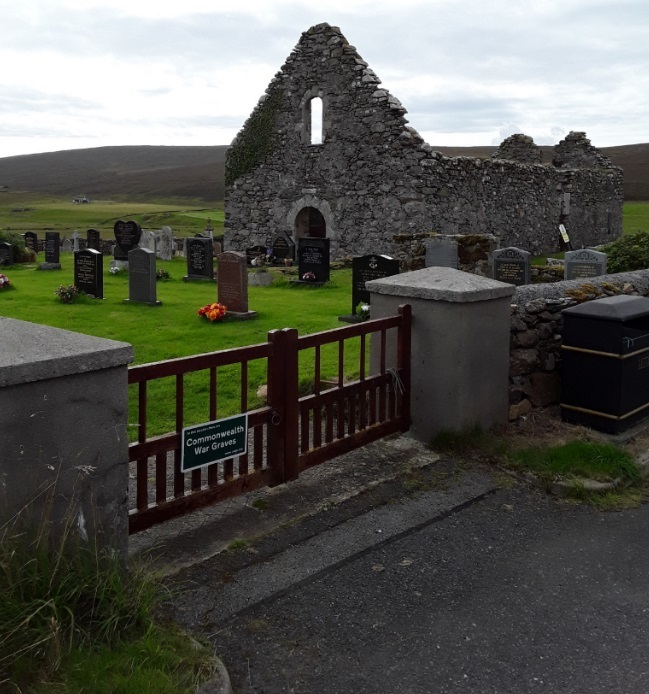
[0,317,134,561]
[367,267,515,441]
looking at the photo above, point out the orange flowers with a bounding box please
[198,302,227,322]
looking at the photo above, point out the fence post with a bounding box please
[267,328,300,485]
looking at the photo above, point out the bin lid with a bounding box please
[562,295,649,322]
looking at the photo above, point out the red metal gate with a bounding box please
[127,304,411,533]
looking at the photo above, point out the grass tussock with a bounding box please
[0,496,214,692]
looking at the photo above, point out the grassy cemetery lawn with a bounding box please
[623,200,649,235]
[0,257,362,438]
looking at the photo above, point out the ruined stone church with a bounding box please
[224,23,623,260]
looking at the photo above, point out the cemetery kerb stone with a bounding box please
[44,231,61,265]
[348,254,400,316]
[492,247,531,286]
[125,247,161,306]
[217,251,256,318]
[272,232,296,262]
[564,249,607,280]
[24,232,38,254]
[87,229,101,251]
[113,220,142,261]
[425,236,459,269]
[0,242,14,267]
[184,236,214,281]
[74,248,103,299]
[297,238,330,284]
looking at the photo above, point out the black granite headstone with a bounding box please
[74,248,103,299]
[0,242,13,266]
[351,255,400,312]
[298,238,330,283]
[45,232,60,263]
[24,232,38,254]
[113,220,142,260]
[272,233,296,262]
[184,237,214,281]
[87,228,101,251]
[492,247,531,286]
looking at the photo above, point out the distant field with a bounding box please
[622,201,649,235]
[0,194,224,238]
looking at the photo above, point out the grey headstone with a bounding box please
[564,249,607,280]
[61,238,72,253]
[126,247,160,305]
[425,237,458,269]
[492,247,531,286]
[157,226,173,261]
[24,232,38,254]
[71,230,81,252]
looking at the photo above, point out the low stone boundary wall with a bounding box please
[509,269,649,419]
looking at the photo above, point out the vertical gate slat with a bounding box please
[254,425,264,470]
[136,381,148,510]
[378,329,387,422]
[239,361,249,476]
[300,402,310,453]
[359,334,367,429]
[313,346,322,449]
[174,374,185,497]
[224,458,234,481]
[209,367,217,420]
[155,453,167,503]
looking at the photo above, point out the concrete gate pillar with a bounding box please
[367,267,515,442]
[0,317,134,562]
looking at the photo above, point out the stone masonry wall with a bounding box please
[508,270,649,420]
[224,23,623,261]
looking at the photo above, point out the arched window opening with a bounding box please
[310,97,323,145]
[294,207,326,240]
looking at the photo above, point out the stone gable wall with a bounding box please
[225,23,623,265]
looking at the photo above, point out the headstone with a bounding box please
[87,228,101,251]
[61,237,72,253]
[139,229,157,253]
[125,247,161,306]
[217,251,256,318]
[213,240,222,256]
[184,237,214,281]
[45,232,60,263]
[246,245,267,266]
[113,220,142,260]
[71,230,81,252]
[0,242,13,266]
[564,249,607,280]
[297,238,330,283]
[157,226,173,261]
[204,219,214,239]
[24,232,38,254]
[492,247,531,286]
[272,233,296,262]
[74,248,103,299]
[425,237,458,269]
[351,255,400,313]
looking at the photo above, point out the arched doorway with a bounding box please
[294,207,326,240]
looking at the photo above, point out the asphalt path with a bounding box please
[169,478,649,694]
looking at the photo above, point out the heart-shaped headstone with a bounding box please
[113,220,142,254]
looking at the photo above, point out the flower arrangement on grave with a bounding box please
[355,302,370,321]
[55,284,79,304]
[156,268,171,281]
[302,271,316,282]
[198,302,227,322]
[0,273,11,290]
[109,266,122,275]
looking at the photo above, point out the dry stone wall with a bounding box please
[225,23,623,262]
[508,270,649,420]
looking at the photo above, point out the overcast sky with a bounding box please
[2,0,647,158]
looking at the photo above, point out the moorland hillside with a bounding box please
[0,142,646,202]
